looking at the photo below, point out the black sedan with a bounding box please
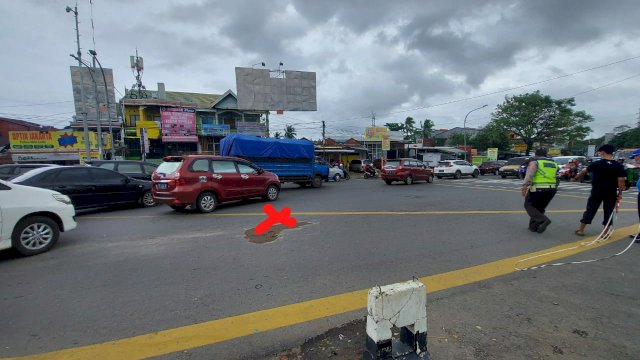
[10,166,155,210]
[0,164,56,181]
[85,160,158,181]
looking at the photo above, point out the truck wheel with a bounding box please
[12,216,59,256]
[311,175,323,188]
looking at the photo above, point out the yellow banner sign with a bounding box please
[364,127,389,141]
[9,131,110,150]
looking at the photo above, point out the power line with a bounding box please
[0,100,74,108]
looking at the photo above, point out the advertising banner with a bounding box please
[161,107,197,142]
[487,148,498,161]
[236,122,266,137]
[364,127,389,141]
[9,131,108,150]
[382,136,391,151]
[201,124,231,137]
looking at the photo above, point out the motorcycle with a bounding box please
[363,164,378,179]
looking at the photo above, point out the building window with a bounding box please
[202,116,214,125]
[129,114,140,127]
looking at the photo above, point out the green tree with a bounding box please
[384,123,404,132]
[491,91,593,154]
[404,116,416,141]
[419,119,435,140]
[611,128,640,148]
[273,132,282,139]
[613,125,631,134]
[284,125,296,139]
[448,133,467,146]
[473,123,512,151]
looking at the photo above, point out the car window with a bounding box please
[96,162,116,170]
[437,161,450,166]
[143,164,157,174]
[237,163,258,174]
[157,161,182,175]
[211,161,237,174]
[0,166,13,174]
[190,159,210,172]
[54,168,92,183]
[386,160,401,167]
[118,163,143,173]
[416,160,425,168]
[90,168,127,183]
[17,167,36,174]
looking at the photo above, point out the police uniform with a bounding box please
[524,158,558,232]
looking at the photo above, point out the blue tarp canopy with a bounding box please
[219,134,315,159]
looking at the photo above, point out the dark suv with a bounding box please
[152,155,281,213]
[381,158,434,185]
[478,160,507,175]
[86,160,158,181]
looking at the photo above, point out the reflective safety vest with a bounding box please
[532,159,558,189]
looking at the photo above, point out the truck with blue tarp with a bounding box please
[219,134,329,188]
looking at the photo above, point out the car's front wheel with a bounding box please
[264,184,280,201]
[404,175,413,185]
[427,174,434,183]
[333,173,341,182]
[12,216,59,256]
[472,170,479,178]
[196,192,217,213]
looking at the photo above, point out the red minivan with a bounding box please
[381,158,434,185]
[152,155,281,213]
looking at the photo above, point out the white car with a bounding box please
[328,166,347,181]
[434,160,480,179]
[0,179,77,256]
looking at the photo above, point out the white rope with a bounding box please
[515,200,636,271]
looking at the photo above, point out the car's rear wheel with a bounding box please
[404,175,413,185]
[264,184,280,201]
[427,174,434,183]
[196,192,217,213]
[454,171,461,179]
[140,190,156,207]
[472,170,479,178]
[333,173,341,182]
[12,216,59,256]
[311,175,323,188]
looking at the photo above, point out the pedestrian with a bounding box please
[573,144,626,236]
[521,148,558,233]
[628,149,640,242]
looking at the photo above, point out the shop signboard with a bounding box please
[161,107,197,142]
[201,124,231,137]
[487,148,498,161]
[382,136,391,151]
[9,131,108,150]
[236,122,266,136]
[364,127,389,141]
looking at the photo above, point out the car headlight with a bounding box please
[52,193,72,205]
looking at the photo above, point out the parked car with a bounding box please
[0,179,77,256]
[86,160,158,181]
[381,158,434,185]
[11,166,155,210]
[152,155,281,213]
[434,160,479,179]
[498,157,529,178]
[349,159,363,172]
[478,160,507,175]
[0,164,56,181]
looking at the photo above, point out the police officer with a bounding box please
[573,144,626,236]
[521,149,559,233]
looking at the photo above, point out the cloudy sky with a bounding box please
[1,0,639,140]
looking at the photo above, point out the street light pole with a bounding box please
[66,4,91,160]
[89,50,115,159]
[463,104,488,161]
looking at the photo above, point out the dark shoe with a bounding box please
[528,226,538,232]
[537,219,552,233]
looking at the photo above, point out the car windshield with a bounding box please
[506,158,526,165]
[10,167,55,183]
[156,161,182,175]
[385,160,401,167]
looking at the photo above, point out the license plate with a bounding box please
[156,183,168,189]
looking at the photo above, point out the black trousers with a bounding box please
[580,189,617,226]
[524,190,556,229]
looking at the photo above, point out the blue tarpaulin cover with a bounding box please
[219,134,315,159]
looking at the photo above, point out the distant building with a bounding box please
[0,117,57,148]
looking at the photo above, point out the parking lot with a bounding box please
[1,175,638,359]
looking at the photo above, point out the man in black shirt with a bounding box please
[573,144,626,236]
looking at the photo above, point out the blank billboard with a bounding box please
[235,67,317,111]
[70,66,117,122]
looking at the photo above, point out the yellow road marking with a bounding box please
[6,225,637,360]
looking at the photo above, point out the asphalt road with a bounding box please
[1,175,638,359]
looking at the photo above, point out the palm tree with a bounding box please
[404,116,416,141]
[284,125,296,139]
[273,132,282,139]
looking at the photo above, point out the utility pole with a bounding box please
[322,120,326,161]
[66,4,91,161]
[90,56,103,160]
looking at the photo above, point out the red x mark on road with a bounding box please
[254,204,297,235]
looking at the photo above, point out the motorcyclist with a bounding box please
[364,162,376,177]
